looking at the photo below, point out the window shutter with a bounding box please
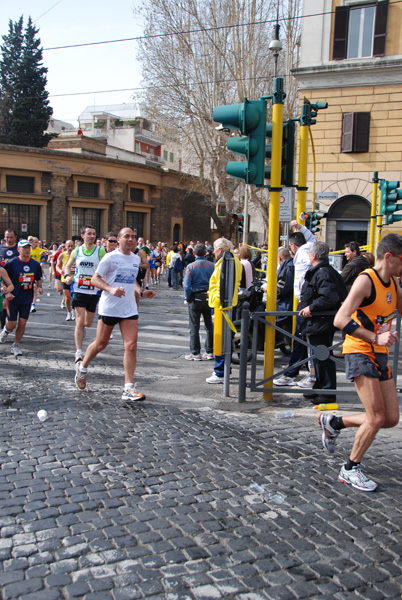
[353,113,370,153]
[373,0,389,56]
[333,6,349,60]
[341,113,354,153]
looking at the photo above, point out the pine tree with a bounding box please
[0,16,53,147]
[0,17,24,143]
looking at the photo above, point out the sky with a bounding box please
[0,0,145,127]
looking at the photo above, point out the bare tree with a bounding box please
[135,0,301,238]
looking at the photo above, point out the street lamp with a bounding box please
[269,18,282,77]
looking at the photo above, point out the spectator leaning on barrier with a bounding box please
[206,238,243,384]
[273,220,316,387]
[276,247,294,349]
[298,241,347,405]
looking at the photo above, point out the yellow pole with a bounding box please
[297,125,309,226]
[376,188,382,250]
[370,172,378,254]
[293,117,310,315]
[263,78,284,401]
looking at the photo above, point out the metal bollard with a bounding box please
[238,303,250,403]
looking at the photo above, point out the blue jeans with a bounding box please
[171,270,180,290]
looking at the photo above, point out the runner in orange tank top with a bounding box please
[319,233,402,492]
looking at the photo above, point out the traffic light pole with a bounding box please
[263,77,285,401]
[376,187,383,250]
[370,172,379,254]
[296,103,310,225]
[243,185,249,245]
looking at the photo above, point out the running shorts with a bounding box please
[345,352,392,382]
[7,302,31,321]
[100,314,139,326]
[72,292,99,313]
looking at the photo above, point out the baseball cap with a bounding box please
[18,239,32,248]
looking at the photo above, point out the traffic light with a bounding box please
[379,179,402,225]
[302,211,327,232]
[232,213,244,233]
[265,119,295,187]
[213,98,266,186]
[310,211,327,233]
[300,100,328,126]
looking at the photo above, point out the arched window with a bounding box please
[327,195,371,250]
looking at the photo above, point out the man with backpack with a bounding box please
[170,245,183,290]
[299,241,347,405]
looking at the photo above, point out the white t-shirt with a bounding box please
[96,249,141,317]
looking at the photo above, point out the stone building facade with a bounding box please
[293,0,402,250]
[0,140,211,245]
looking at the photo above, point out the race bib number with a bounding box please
[78,276,94,290]
[19,274,34,289]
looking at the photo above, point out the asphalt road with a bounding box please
[1,276,402,599]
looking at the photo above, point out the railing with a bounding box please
[238,309,401,406]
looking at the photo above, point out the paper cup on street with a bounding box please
[37,410,48,422]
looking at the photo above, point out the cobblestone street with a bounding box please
[1,288,402,599]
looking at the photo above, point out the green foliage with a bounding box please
[0,16,53,147]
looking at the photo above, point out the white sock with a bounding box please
[79,366,87,373]
[125,383,134,390]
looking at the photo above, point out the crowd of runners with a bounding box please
[1,225,402,494]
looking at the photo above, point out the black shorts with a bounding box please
[345,352,392,382]
[62,282,71,291]
[72,292,99,313]
[99,314,139,326]
[7,302,31,321]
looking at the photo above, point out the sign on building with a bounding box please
[279,187,293,221]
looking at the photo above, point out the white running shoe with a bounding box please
[0,327,10,343]
[75,350,84,364]
[122,387,145,401]
[11,343,22,356]
[338,464,377,492]
[75,364,87,390]
[66,313,72,321]
[202,353,214,360]
[71,311,75,321]
[185,353,202,361]
[319,414,340,453]
[60,299,65,309]
[206,372,224,384]
[273,375,298,386]
[297,375,316,388]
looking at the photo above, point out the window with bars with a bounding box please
[77,181,99,198]
[126,212,144,238]
[129,188,144,203]
[341,112,370,153]
[6,175,35,194]
[72,208,101,237]
[333,1,389,60]
[0,203,39,237]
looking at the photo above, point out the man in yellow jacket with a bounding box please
[206,237,243,384]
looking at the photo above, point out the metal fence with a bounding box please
[238,308,401,404]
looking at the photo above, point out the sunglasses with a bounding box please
[108,239,118,243]
[388,252,402,264]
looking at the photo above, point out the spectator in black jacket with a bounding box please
[276,247,294,349]
[341,241,370,291]
[299,241,347,405]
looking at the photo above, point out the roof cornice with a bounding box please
[292,56,402,90]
